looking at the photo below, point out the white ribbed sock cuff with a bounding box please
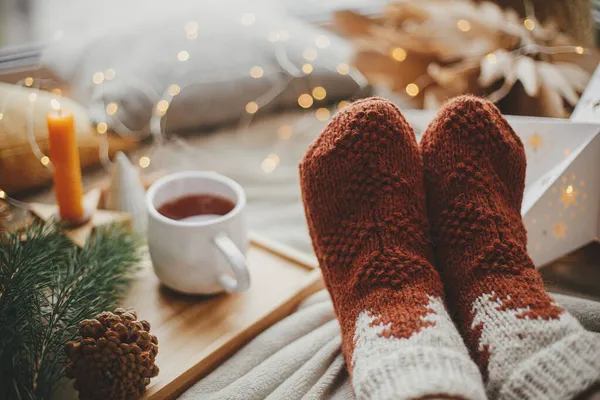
[353,346,487,400]
[500,331,600,400]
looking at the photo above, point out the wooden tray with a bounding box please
[123,233,324,399]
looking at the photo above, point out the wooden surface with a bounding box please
[124,233,323,400]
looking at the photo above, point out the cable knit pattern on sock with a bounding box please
[421,95,600,400]
[300,97,486,400]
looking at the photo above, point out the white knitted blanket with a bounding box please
[180,290,600,399]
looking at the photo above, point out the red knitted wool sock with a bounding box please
[300,98,485,400]
[421,96,600,400]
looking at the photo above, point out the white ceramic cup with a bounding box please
[146,171,250,294]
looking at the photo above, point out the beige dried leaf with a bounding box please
[480,52,584,107]
[338,0,524,62]
[354,37,390,54]
[552,63,591,92]
[333,10,378,37]
[514,57,538,97]
[384,2,432,24]
[428,61,478,93]
[479,49,514,87]
[537,78,568,118]
[536,62,579,106]
[337,0,596,117]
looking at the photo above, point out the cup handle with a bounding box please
[213,233,251,293]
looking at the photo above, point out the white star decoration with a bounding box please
[571,64,600,124]
[407,110,600,268]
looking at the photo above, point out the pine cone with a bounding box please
[65,308,159,400]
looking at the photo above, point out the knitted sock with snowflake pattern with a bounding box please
[421,95,600,400]
[299,97,486,400]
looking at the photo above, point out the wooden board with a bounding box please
[122,233,323,399]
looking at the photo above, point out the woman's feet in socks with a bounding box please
[421,95,600,400]
[300,98,485,400]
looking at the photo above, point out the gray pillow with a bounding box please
[42,2,365,135]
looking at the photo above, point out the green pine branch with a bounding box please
[0,220,141,400]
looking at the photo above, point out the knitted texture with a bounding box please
[421,95,600,400]
[300,97,485,400]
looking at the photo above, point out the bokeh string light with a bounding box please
[350,0,591,107]
[390,47,407,62]
[3,9,371,180]
[1,5,591,209]
[400,41,591,105]
[0,11,363,221]
[3,11,590,177]
[89,10,371,171]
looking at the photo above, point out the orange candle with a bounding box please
[47,102,85,222]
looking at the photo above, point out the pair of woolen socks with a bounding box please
[299,96,600,400]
